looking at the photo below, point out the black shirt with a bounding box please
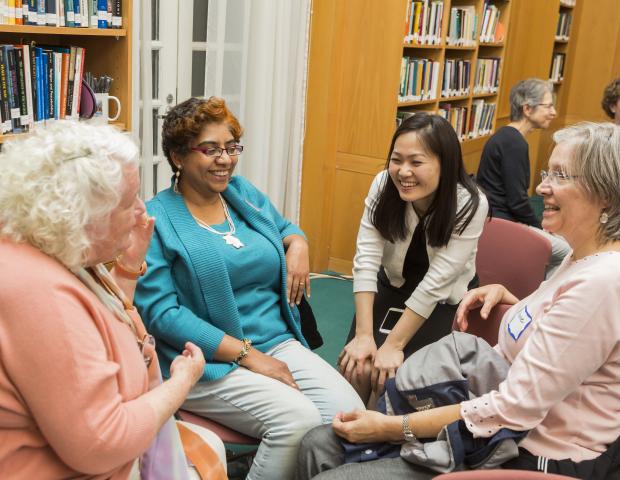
[476,126,541,228]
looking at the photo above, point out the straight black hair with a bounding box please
[371,113,480,248]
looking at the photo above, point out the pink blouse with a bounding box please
[0,241,158,479]
[461,251,620,462]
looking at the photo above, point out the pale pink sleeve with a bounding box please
[460,270,620,437]
[3,286,159,475]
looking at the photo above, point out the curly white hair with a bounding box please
[0,121,139,270]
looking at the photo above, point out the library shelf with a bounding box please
[398,98,438,107]
[439,94,471,102]
[403,43,444,49]
[0,25,127,37]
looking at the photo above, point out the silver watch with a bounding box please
[402,414,416,442]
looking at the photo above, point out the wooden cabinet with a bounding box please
[0,2,132,144]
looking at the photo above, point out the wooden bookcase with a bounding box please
[0,2,132,144]
[549,0,576,116]
[398,0,511,151]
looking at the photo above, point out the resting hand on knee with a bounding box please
[240,348,299,389]
[370,343,403,394]
[338,335,377,383]
[332,410,401,443]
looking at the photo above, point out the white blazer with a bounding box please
[353,170,489,318]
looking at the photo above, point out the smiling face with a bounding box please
[525,91,557,129]
[536,142,606,250]
[388,131,441,214]
[174,122,239,201]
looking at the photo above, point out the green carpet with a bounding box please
[307,275,355,367]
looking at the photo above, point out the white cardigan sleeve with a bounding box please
[405,190,488,318]
[352,172,388,294]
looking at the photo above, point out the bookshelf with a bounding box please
[397,0,511,145]
[0,2,132,144]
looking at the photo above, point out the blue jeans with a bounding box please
[183,339,364,480]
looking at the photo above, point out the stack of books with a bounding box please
[404,0,444,45]
[473,57,500,94]
[438,103,468,140]
[468,100,495,138]
[446,6,477,47]
[0,0,123,28]
[441,59,471,98]
[399,57,440,102]
[0,43,87,134]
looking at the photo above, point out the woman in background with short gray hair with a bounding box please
[476,78,570,277]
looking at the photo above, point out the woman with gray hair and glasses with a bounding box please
[0,121,226,479]
[476,78,570,277]
[297,122,620,480]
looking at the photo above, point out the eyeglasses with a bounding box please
[138,333,156,368]
[534,102,555,109]
[540,169,579,185]
[190,145,244,159]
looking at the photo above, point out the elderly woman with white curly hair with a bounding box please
[0,121,226,479]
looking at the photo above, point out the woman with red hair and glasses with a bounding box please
[135,97,363,479]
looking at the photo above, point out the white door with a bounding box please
[144,0,248,197]
[147,0,179,197]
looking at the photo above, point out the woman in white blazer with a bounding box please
[339,113,488,405]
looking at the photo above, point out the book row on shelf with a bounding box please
[479,2,505,43]
[399,57,439,101]
[398,56,501,102]
[446,6,476,46]
[559,0,576,7]
[404,0,506,46]
[404,0,443,45]
[437,101,495,140]
[442,58,470,98]
[555,12,572,41]
[396,100,496,140]
[473,57,500,94]
[0,0,123,28]
[550,53,565,83]
[0,43,87,134]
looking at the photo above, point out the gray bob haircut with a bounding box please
[0,121,139,270]
[553,122,620,242]
[509,78,554,121]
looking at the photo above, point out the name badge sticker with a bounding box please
[508,306,533,341]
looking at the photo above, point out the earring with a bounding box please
[600,212,609,224]
[173,166,182,194]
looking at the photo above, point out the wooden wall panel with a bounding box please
[301,0,405,272]
[327,169,375,273]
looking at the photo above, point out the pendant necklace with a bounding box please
[193,194,245,249]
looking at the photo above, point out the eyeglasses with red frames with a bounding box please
[190,144,244,159]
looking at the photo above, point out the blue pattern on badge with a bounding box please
[508,306,533,341]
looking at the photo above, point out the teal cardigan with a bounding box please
[135,176,308,382]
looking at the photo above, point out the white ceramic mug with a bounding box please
[93,93,121,123]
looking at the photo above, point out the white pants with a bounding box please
[128,421,227,479]
[528,226,571,278]
[183,339,365,480]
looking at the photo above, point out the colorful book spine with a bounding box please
[14,48,28,129]
[0,48,11,133]
[96,0,105,27]
[20,44,34,129]
[111,0,120,28]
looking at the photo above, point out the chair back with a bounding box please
[476,217,551,299]
[452,303,511,345]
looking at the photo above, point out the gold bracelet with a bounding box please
[234,338,252,364]
[114,258,147,280]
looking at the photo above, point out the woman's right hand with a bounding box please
[338,335,377,383]
[169,342,205,387]
[240,349,299,389]
[455,284,510,332]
